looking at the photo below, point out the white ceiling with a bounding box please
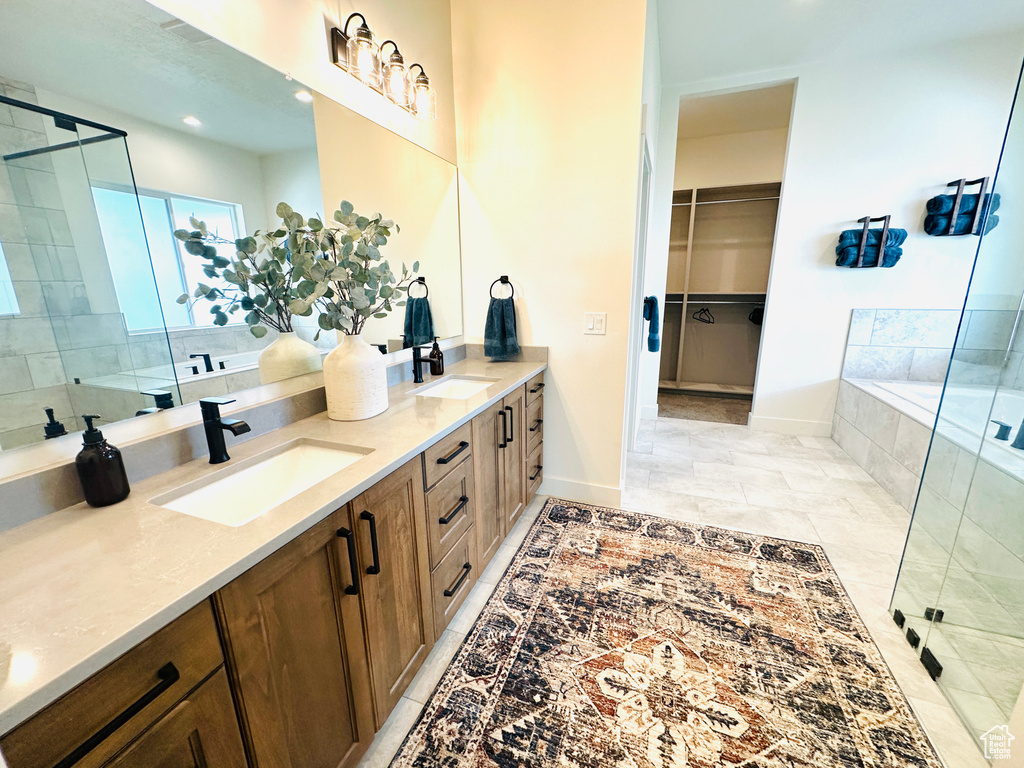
[657,0,1024,86]
[0,0,315,154]
[677,83,793,139]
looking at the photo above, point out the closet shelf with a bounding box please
[685,292,766,304]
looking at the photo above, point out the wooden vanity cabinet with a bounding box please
[350,457,434,728]
[214,508,375,768]
[473,386,530,570]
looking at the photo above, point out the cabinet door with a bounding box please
[104,669,245,768]
[502,387,527,532]
[472,399,505,568]
[353,457,433,727]
[215,510,375,768]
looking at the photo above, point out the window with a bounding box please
[92,186,244,331]
[0,242,20,317]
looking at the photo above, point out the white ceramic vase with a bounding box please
[324,333,388,421]
[257,332,323,385]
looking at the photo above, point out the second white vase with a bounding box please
[258,331,323,384]
[323,333,388,420]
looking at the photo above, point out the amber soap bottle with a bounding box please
[75,415,131,507]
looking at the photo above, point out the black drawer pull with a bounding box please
[337,527,359,595]
[529,418,543,433]
[444,563,472,597]
[53,662,180,768]
[530,465,543,481]
[439,495,469,525]
[360,511,381,575]
[498,409,507,449]
[436,440,469,465]
[529,382,545,394]
[504,405,514,443]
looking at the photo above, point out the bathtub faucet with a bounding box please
[1012,420,1024,450]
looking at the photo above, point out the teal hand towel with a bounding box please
[836,227,908,249]
[643,296,659,352]
[403,296,435,347]
[835,244,902,268]
[484,297,520,360]
[926,192,1000,216]
[924,213,999,236]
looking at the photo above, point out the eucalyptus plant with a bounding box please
[173,201,417,339]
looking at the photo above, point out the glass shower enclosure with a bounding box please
[890,62,1024,760]
[0,88,180,450]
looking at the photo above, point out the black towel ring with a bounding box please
[489,275,515,299]
[408,276,428,298]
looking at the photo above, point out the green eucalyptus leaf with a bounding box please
[317,314,333,331]
[373,312,388,319]
[339,200,354,216]
[211,256,230,269]
[173,229,190,241]
[202,265,217,278]
[308,217,323,231]
[175,293,189,304]
[184,240,205,256]
[240,296,255,310]
[276,202,293,219]
[251,325,269,338]
[245,311,260,326]
[202,245,218,259]
[355,216,369,230]
[412,260,420,272]
[254,294,269,308]
[213,310,229,326]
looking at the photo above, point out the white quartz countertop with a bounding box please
[0,357,545,735]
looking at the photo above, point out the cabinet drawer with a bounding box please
[431,526,478,640]
[426,455,476,570]
[526,395,543,455]
[527,442,543,502]
[526,372,545,405]
[1,602,223,768]
[422,421,473,490]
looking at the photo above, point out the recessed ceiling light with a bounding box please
[295,91,314,103]
[182,115,202,127]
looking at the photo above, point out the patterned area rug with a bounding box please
[392,498,941,767]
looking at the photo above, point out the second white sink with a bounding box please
[153,439,372,527]
[414,375,500,400]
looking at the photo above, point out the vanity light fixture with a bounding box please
[182,115,202,127]
[380,40,412,106]
[294,90,314,103]
[331,15,436,120]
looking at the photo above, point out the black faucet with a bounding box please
[1012,420,1024,450]
[190,353,214,373]
[199,397,251,464]
[411,345,443,384]
[136,389,175,416]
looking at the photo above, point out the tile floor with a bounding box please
[358,417,998,768]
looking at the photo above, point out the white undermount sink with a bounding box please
[153,439,372,527]
[413,375,500,400]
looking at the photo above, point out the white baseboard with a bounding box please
[748,414,833,436]
[537,477,622,508]
[639,404,659,421]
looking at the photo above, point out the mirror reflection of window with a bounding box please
[0,242,20,317]
[92,186,243,331]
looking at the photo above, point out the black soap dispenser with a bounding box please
[75,415,130,507]
[43,408,67,439]
[429,337,444,376]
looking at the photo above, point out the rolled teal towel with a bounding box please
[835,245,902,268]
[403,296,435,347]
[484,297,520,360]
[926,192,1000,216]
[643,296,659,352]
[924,213,999,236]
[836,227,908,249]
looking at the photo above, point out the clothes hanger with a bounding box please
[692,307,714,324]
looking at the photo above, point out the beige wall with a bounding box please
[451,0,647,503]
[145,0,457,164]
[674,128,788,190]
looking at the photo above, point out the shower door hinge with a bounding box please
[921,647,943,680]
[906,628,920,648]
[924,607,944,623]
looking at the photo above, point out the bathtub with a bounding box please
[858,379,1024,481]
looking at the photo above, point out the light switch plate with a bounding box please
[584,312,606,335]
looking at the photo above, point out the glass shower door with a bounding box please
[890,61,1024,759]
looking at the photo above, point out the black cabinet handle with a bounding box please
[336,527,359,595]
[439,495,469,525]
[360,511,381,575]
[529,382,545,394]
[436,440,469,465]
[530,465,543,481]
[529,418,543,433]
[53,662,180,768]
[498,409,507,449]
[505,405,514,443]
[443,563,472,597]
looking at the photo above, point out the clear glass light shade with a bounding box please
[383,59,412,106]
[412,78,436,121]
[347,33,381,89]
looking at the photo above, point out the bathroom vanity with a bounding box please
[0,358,545,768]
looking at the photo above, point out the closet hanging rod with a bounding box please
[684,299,765,305]
[693,196,780,205]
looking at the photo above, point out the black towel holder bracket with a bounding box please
[936,177,990,236]
[851,215,891,269]
[490,275,515,299]
[408,276,428,298]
